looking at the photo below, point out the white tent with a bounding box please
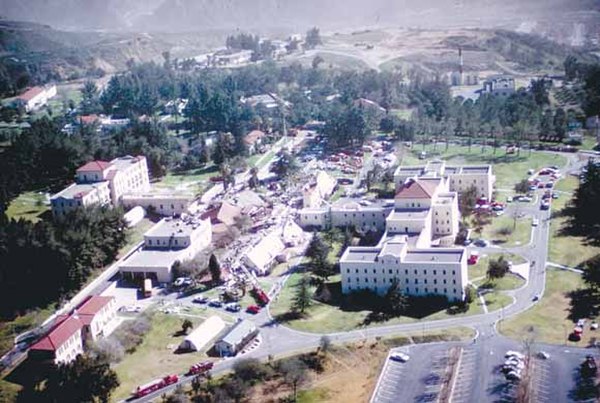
[179,316,226,352]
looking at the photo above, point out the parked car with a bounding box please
[532,294,540,302]
[463,239,473,246]
[225,303,241,312]
[208,299,222,308]
[505,351,525,360]
[174,277,193,287]
[538,351,550,359]
[592,322,599,330]
[468,252,479,265]
[532,218,539,227]
[474,239,489,247]
[390,352,410,362]
[192,295,208,304]
[246,305,261,314]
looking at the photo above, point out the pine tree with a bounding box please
[208,254,222,284]
[292,275,312,314]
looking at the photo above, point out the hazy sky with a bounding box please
[0,0,596,33]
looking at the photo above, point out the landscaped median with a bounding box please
[477,214,533,247]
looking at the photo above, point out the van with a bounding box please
[143,278,152,298]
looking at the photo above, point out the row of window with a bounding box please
[347,268,457,276]
[346,285,458,295]
[347,277,456,285]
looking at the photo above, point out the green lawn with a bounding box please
[5,191,50,223]
[548,176,600,268]
[483,292,514,313]
[476,273,526,291]
[478,215,532,247]
[153,165,219,190]
[112,312,218,400]
[553,175,578,194]
[468,253,527,282]
[500,268,594,345]
[402,144,567,189]
[269,273,483,333]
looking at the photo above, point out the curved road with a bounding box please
[134,152,585,402]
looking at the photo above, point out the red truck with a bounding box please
[132,374,179,398]
[187,361,214,376]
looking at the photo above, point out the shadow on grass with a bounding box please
[172,164,218,177]
[568,366,600,401]
[567,288,600,322]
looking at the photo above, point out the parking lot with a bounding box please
[371,344,460,403]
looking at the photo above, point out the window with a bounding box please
[405,278,409,283]
[443,270,447,275]
[453,279,456,284]
[452,270,456,275]
[444,288,447,293]
[414,269,417,274]
[443,279,447,284]
[364,269,367,273]
[424,270,427,275]
[373,269,376,274]
[425,287,428,293]
[433,270,437,275]
[406,287,410,293]
[424,279,428,284]
[389,269,393,274]
[434,288,438,293]
[148,240,152,245]
[390,278,394,283]
[433,279,437,284]
[405,269,408,274]
[347,269,350,274]
[355,269,359,273]
[414,279,418,284]
[365,278,369,283]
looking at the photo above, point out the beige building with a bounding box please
[119,216,212,283]
[121,193,194,216]
[393,160,494,200]
[51,156,151,218]
[14,85,57,112]
[77,296,119,343]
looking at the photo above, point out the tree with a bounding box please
[270,150,299,180]
[208,254,222,284]
[305,27,322,50]
[582,255,600,292]
[306,234,333,280]
[458,186,479,221]
[383,278,408,317]
[248,167,259,188]
[42,355,119,402]
[80,80,100,115]
[487,256,510,280]
[569,161,600,243]
[312,55,324,69]
[292,275,312,314]
[280,358,308,402]
[181,319,193,335]
[319,335,332,354]
[464,284,477,304]
[232,358,270,384]
[514,179,530,195]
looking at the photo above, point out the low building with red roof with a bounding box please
[29,315,84,364]
[243,130,266,154]
[76,295,118,342]
[14,85,57,112]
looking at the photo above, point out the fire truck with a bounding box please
[187,361,214,376]
[132,374,179,398]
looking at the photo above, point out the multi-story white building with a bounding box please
[121,193,194,217]
[51,156,151,218]
[298,159,490,302]
[302,170,337,209]
[119,216,212,283]
[393,159,494,200]
[76,296,119,343]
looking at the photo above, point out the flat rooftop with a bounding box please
[460,166,490,174]
[145,217,205,238]
[110,155,143,171]
[388,209,430,220]
[51,182,108,200]
[120,248,184,268]
[343,248,380,263]
[403,250,464,263]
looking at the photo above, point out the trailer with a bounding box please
[132,374,179,398]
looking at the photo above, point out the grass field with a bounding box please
[468,253,527,282]
[500,268,596,345]
[548,176,600,268]
[5,191,50,222]
[269,272,483,333]
[112,312,217,400]
[400,144,567,190]
[478,214,532,247]
[154,165,219,190]
[483,292,514,313]
[476,273,526,291]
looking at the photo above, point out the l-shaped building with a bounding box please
[298,160,494,302]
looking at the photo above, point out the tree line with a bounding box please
[0,206,128,319]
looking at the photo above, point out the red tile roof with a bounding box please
[244,130,266,145]
[395,179,439,199]
[30,315,83,352]
[17,87,44,102]
[76,296,114,325]
[80,115,100,125]
[76,160,112,173]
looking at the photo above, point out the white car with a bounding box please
[538,351,550,359]
[592,322,599,330]
[390,352,410,362]
[532,218,539,226]
[504,359,525,369]
[505,351,525,360]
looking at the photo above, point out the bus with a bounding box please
[143,278,152,298]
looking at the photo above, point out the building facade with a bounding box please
[481,75,516,98]
[51,156,151,218]
[14,85,57,112]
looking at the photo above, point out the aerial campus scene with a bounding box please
[1,1,600,402]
